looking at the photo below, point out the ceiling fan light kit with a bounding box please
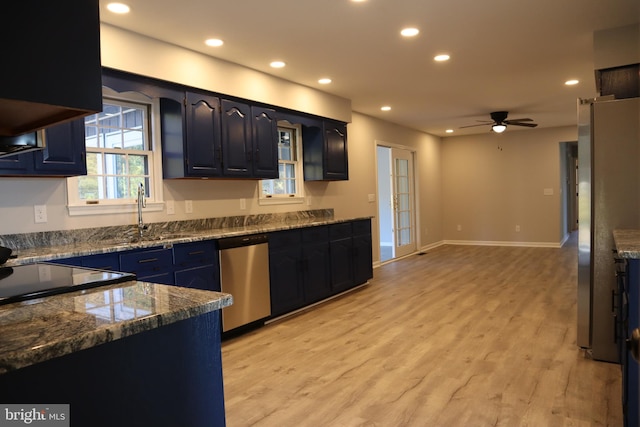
[492,124,507,133]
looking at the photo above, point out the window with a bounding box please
[259,122,304,205]
[67,90,164,215]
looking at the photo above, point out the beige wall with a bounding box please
[441,126,577,246]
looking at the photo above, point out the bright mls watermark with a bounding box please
[0,405,69,426]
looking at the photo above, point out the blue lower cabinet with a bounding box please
[175,264,219,291]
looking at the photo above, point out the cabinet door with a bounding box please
[185,92,222,176]
[221,99,252,177]
[353,233,373,285]
[324,121,348,180]
[269,246,304,316]
[302,242,331,303]
[175,264,218,291]
[251,106,279,179]
[33,119,87,176]
[330,237,354,293]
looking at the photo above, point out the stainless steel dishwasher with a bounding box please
[218,234,271,332]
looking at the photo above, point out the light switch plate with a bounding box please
[185,200,193,214]
[166,200,175,215]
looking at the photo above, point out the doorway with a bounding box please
[377,145,417,262]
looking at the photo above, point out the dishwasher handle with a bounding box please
[218,233,269,250]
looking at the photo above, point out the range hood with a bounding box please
[0,132,44,159]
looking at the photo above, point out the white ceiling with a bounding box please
[99,0,639,137]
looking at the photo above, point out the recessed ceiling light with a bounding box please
[565,79,579,86]
[270,61,286,68]
[434,54,450,62]
[318,78,332,84]
[106,2,130,14]
[381,106,391,111]
[400,28,420,37]
[351,0,367,2]
[446,129,454,133]
[205,39,224,47]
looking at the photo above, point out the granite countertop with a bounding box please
[3,215,372,267]
[0,279,233,374]
[613,229,640,259]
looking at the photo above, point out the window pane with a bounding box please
[128,154,149,175]
[105,153,128,175]
[78,176,102,200]
[85,152,102,175]
[283,163,295,179]
[123,129,144,150]
[106,176,129,199]
[85,125,98,147]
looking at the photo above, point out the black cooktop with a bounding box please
[0,263,136,306]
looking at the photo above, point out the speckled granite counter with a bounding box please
[613,229,640,259]
[0,279,232,374]
[0,209,372,266]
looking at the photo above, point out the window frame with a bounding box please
[258,121,305,206]
[66,88,164,216]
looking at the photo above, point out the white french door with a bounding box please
[391,148,416,258]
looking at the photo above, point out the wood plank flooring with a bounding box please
[221,234,623,426]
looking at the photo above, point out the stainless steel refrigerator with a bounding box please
[577,96,640,362]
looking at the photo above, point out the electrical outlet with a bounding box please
[515,225,521,232]
[34,205,47,223]
[457,224,462,232]
[185,200,193,214]
[240,198,246,210]
[166,200,175,215]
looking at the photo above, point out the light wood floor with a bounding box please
[221,234,623,426]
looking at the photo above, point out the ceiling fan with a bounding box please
[460,111,538,133]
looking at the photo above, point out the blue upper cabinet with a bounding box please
[34,119,87,175]
[303,120,349,181]
[251,106,279,179]
[220,100,279,179]
[0,119,87,177]
[0,0,101,137]
[162,95,279,180]
[221,99,252,177]
[160,93,223,178]
[186,92,223,177]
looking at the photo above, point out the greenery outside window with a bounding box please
[67,90,164,215]
[259,122,304,205]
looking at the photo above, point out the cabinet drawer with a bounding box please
[352,220,371,236]
[269,229,301,250]
[302,226,329,243]
[174,241,216,267]
[82,253,120,271]
[120,248,173,274]
[329,223,352,240]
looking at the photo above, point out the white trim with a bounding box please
[258,196,305,206]
[443,239,564,248]
[67,201,165,216]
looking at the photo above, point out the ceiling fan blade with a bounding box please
[459,123,492,128]
[505,118,534,123]
[508,122,538,127]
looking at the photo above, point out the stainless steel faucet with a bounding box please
[137,183,146,238]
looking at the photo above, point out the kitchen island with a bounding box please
[0,278,232,427]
